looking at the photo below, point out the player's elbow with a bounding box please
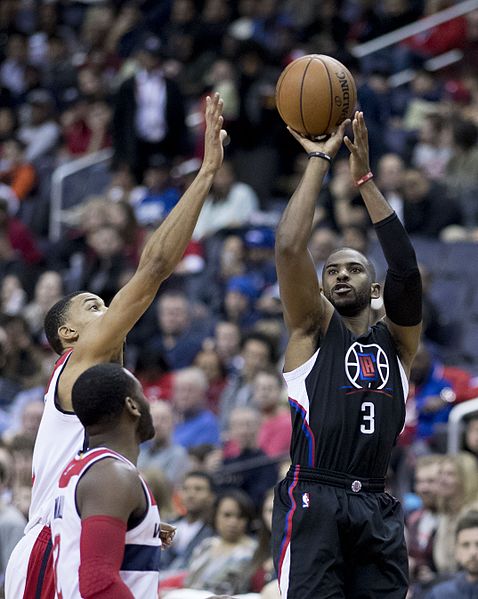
[275,229,305,257]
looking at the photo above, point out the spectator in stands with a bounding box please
[23,270,63,341]
[0,274,26,316]
[308,226,340,275]
[211,320,242,374]
[376,152,406,222]
[147,291,210,370]
[183,489,258,595]
[131,154,181,227]
[400,167,463,237]
[409,343,456,443]
[249,488,276,593]
[0,327,21,410]
[425,510,478,598]
[463,413,478,459]
[193,160,259,240]
[17,90,60,163]
[0,445,26,590]
[160,471,216,573]
[218,406,278,510]
[433,452,478,575]
[0,33,28,99]
[243,227,277,294]
[252,369,291,459]
[411,113,452,181]
[61,98,111,158]
[407,455,441,591]
[219,331,275,430]
[194,347,227,414]
[222,274,260,330]
[112,34,188,181]
[138,400,190,485]
[172,366,221,449]
[0,137,36,202]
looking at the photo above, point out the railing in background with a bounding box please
[351,0,478,59]
[49,148,113,242]
[447,397,478,453]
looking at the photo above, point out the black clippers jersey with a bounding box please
[284,311,408,478]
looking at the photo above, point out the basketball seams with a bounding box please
[316,56,334,136]
[299,57,314,137]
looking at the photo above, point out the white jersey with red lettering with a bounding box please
[28,349,86,532]
[51,447,161,599]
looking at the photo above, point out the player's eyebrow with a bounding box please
[325,262,365,269]
[82,297,100,305]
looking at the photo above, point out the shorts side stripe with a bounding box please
[278,465,300,597]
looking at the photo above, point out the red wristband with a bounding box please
[356,171,374,187]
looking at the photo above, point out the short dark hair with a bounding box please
[72,363,137,429]
[241,331,276,364]
[456,510,478,539]
[324,247,377,281]
[213,489,255,530]
[183,470,216,493]
[44,291,86,355]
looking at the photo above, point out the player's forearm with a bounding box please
[276,159,328,254]
[138,166,215,279]
[356,179,394,224]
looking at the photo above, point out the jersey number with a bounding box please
[360,401,375,434]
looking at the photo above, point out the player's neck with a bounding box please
[89,434,139,466]
[341,312,371,337]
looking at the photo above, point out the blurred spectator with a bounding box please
[172,367,221,449]
[243,227,276,294]
[134,347,172,402]
[146,291,210,370]
[222,274,260,330]
[219,331,275,430]
[252,369,291,459]
[0,274,27,316]
[463,414,478,460]
[308,226,340,275]
[218,235,246,282]
[23,270,63,341]
[219,406,278,509]
[140,467,177,524]
[249,488,276,592]
[105,200,146,266]
[17,90,60,163]
[138,400,191,485]
[0,445,26,589]
[194,348,227,414]
[193,160,259,240]
[131,154,181,227]
[411,113,452,181]
[211,320,241,374]
[0,137,36,202]
[61,98,111,158]
[407,455,441,591]
[112,34,188,181]
[183,490,258,595]
[0,33,28,98]
[425,510,478,598]
[376,152,406,222]
[433,452,478,575]
[409,344,456,443]
[160,471,216,573]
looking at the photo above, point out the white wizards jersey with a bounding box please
[28,349,86,532]
[51,447,161,599]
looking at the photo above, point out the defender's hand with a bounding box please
[202,93,227,174]
[159,522,176,549]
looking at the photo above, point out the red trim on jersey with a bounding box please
[23,525,55,599]
[45,349,73,393]
[144,481,157,506]
[59,449,117,488]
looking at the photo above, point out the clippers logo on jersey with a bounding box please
[345,342,389,390]
[302,492,310,508]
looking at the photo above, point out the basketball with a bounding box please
[275,54,357,137]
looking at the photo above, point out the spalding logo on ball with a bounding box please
[275,54,357,137]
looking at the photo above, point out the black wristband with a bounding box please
[307,151,331,163]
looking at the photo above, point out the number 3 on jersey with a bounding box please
[360,401,375,434]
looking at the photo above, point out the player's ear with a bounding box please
[371,283,380,299]
[125,396,141,417]
[58,325,78,343]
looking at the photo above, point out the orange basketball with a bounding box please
[275,54,357,137]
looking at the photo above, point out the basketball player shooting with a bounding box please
[272,111,422,598]
[5,93,227,599]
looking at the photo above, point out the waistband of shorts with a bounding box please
[286,465,385,493]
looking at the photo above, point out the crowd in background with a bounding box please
[2,0,478,597]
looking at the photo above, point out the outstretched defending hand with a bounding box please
[202,93,228,174]
[287,119,350,159]
[159,522,176,549]
[344,111,372,181]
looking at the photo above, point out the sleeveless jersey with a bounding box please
[51,447,161,599]
[284,312,408,478]
[28,350,86,532]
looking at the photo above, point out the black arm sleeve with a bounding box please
[374,212,422,326]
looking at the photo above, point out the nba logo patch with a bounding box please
[302,492,310,508]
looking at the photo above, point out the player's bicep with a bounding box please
[384,318,422,374]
